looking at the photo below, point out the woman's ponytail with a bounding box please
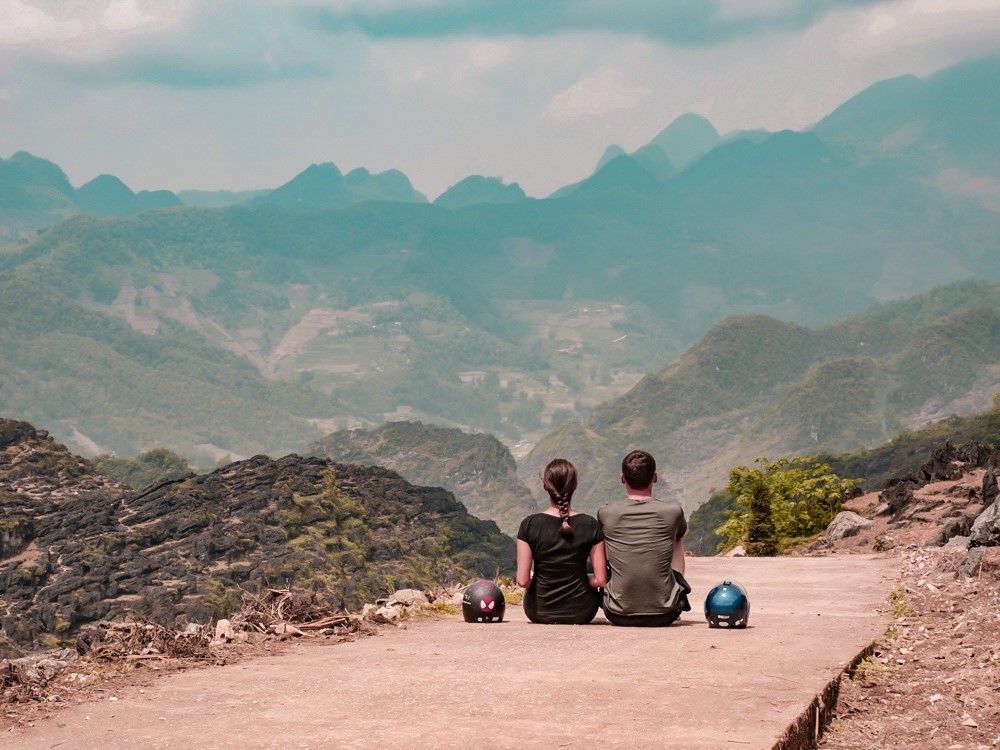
[542,459,578,536]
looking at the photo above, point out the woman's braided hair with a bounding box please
[542,458,578,536]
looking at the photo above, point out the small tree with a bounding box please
[718,457,862,555]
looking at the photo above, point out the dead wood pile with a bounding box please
[229,588,374,638]
[76,620,215,662]
[1,588,377,707]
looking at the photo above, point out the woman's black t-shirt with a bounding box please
[516,513,603,624]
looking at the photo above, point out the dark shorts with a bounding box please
[602,571,692,628]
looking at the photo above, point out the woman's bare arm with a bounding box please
[516,539,534,588]
[588,540,608,588]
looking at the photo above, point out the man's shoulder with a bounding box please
[597,499,630,520]
[650,498,686,515]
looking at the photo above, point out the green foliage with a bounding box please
[94,447,192,489]
[202,576,243,619]
[686,488,735,556]
[719,457,862,555]
[888,585,911,619]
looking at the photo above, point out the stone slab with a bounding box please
[5,555,898,749]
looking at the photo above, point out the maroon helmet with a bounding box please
[462,579,505,623]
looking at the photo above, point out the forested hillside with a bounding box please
[522,281,1000,516]
[308,421,540,535]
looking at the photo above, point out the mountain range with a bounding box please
[0,56,998,471]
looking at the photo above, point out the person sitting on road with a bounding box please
[598,449,692,627]
[516,458,608,624]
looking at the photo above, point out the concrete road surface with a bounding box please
[5,555,898,749]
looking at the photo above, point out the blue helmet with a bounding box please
[704,579,749,628]
[462,579,506,623]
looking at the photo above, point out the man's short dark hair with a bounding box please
[622,450,656,490]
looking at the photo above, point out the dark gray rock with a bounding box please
[959,546,987,577]
[969,501,1000,547]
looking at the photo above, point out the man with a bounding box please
[597,449,691,627]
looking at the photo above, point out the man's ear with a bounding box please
[652,472,658,484]
[620,473,626,485]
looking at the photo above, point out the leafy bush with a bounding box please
[719,457,862,555]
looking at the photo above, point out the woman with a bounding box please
[516,458,607,624]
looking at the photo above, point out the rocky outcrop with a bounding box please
[880,441,1000,518]
[1,420,514,655]
[825,511,874,541]
[815,441,1000,575]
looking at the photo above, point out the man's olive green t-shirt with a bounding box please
[598,498,687,617]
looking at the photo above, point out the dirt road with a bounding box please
[5,555,897,749]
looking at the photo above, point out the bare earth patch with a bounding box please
[820,546,1000,750]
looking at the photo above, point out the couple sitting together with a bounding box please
[515,450,691,627]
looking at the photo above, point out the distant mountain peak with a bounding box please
[304,162,344,179]
[572,154,661,197]
[78,173,134,199]
[75,173,180,217]
[433,175,526,209]
[257,162,425,209]
[648,113,721,171]
[595,144,627,173]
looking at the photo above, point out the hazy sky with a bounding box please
[2,0,999,199]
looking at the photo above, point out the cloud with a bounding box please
[0,0,188,51]
[0,0,84,46]
[835,0,1000,60]
[313,0,892,45]
[547,69,650,121]
[0,1,332,89]
[102,0,159,33]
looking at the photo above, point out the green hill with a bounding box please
[0,152,78,241]
[0,274,336,461]
[307,421,539,534]
[521,280,1000,516]
[75,174,182,217]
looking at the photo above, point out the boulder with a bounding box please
[375,606,401,623]
[969,501,1000,547]
[959,547,987,577]
[983,469,998,507]
[387,589,428,607]
[944,535,971,549]
[826,511,874,541]
[214,619,235,642]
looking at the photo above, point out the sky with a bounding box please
[1,0,999,200]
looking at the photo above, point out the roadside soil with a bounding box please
[819,545,1000,749]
